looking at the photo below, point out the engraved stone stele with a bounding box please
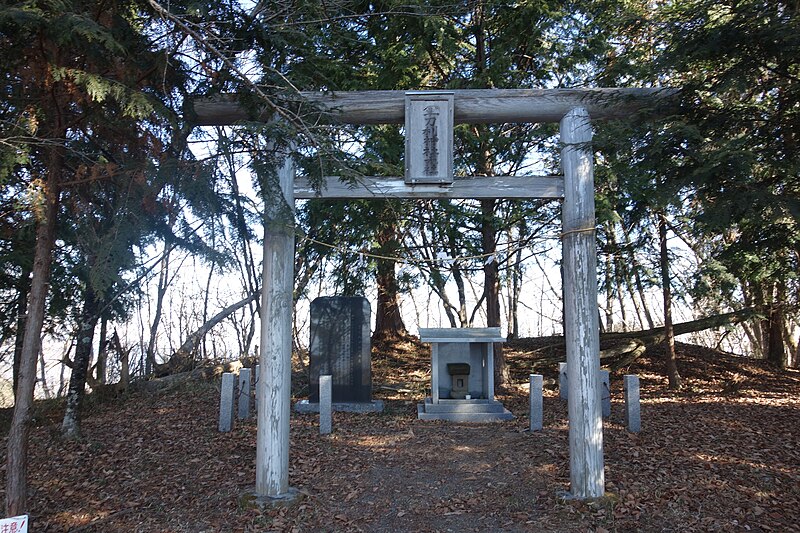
[295,296,383,413]
[404,92,454,184]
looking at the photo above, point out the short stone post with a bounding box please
[558,362,568,400]
[254,364,260,412]
[319,375,332,435]
[238,368,252,420]
[529,374,543,432]
[219,372,235,432]
[600,370,611,419]
[624,375,641,433]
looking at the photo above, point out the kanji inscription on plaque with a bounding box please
[405,92,454,184]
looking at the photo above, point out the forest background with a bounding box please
[1,0,798,516]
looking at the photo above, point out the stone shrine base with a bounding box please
[294,399,384,413]
[417,397,514,422]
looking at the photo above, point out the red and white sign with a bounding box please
[0,515,28,533]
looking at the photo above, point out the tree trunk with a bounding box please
[38,346,52,399]
[450,261,469,327]
[751,282,771,359]
[12,271,31,397]
[783,321,797,369]
[372,219,407,342]
[6,141,63,516]
[633,263,655,329]
[418,216,460,328]
[443,205,470,327]
[481,198,509,386]
[201,247,216,360]
[767,281,788,368]
[470,8,508,385]
[96,315,108,385]
[62,285,100,438]
[429,267,459,328]
[658,213,682,389]
[507,231,523,340]
[603,248,614,333]
[109,329,130,388]
[610,231,629,331]
[624,229,656,330]
[623,263,646,330]
[146,245,171,375]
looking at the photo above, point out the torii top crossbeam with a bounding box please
[191,87,674,126]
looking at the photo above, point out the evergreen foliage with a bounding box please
[595,0,799,366]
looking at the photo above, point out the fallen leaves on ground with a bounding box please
[0,339,798,532]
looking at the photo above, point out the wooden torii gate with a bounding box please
[192,88,670,502]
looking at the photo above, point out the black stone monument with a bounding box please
[309,296,372,403]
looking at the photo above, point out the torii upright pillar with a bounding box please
[560,107,605,499]
[255,150,299,502]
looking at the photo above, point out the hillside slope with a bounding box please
[1,340,798,532]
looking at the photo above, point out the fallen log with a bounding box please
[603,307,758,343]
[605,340,647,371]
[510,307,758,367]
[603,307,757,368]
[134,360,244,394]
[155,291,258,377]
[600,339,645,359]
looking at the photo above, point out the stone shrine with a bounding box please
[295,296,383,413]
[417,327,513,422]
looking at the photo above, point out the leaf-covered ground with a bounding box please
[1,339,798,532]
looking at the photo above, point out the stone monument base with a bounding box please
[294,399,384,413]
[417,397,513,422]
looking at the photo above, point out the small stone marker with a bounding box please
[559,362,568,400]
[219,372,235,432]
[529,374,543,432]
[624,374,641,433]
[319,375,332,435]
[238,368,252,420]
[600,369,611,419]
